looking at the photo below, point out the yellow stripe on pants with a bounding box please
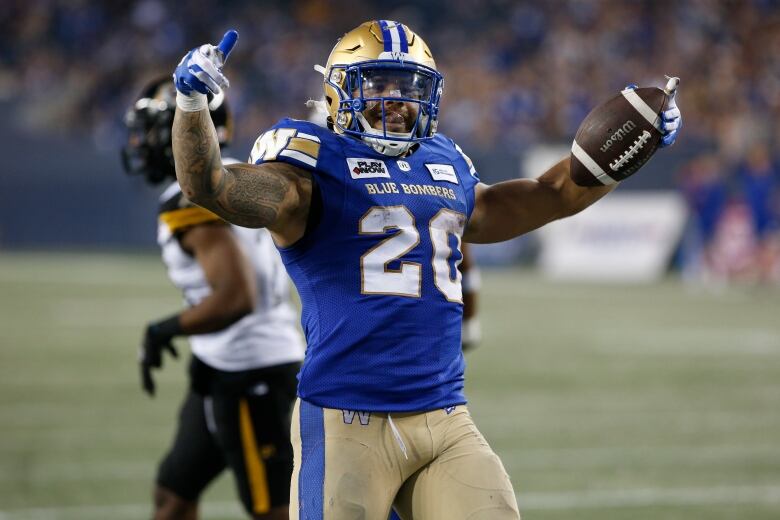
[239,398,270,514]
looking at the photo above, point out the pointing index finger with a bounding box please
[217,30,239,60]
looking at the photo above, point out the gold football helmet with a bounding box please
[317,20,444,156]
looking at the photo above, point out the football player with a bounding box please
[122,77,305,520]
[459,243,481,352]
[169,21,682,519]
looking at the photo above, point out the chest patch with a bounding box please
[425,163,459,184]
[348,158,390,179]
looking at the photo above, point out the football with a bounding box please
[570,80,675,187]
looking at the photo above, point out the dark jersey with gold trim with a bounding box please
[250,119,479,411]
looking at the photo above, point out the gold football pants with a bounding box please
[290,399,520,519]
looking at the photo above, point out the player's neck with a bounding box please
[401,143,420,158]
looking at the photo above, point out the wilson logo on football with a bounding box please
[600,120,637,152]
[347,158,390,179]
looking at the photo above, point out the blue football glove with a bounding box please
[173,30,238,98]
[623,77,681,148]
[659,76,681,147]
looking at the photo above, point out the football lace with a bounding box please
[609,130,651,172]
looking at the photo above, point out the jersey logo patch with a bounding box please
[425,164,459,184]
[348,158,390,179]
[250,128,320,168]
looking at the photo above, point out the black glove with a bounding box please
[139,315,182,396]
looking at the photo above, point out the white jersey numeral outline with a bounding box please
[430,209,465,302]
[359,205,465,302]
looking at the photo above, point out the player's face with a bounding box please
[356,69,432,133]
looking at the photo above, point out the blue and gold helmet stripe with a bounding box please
[378,20,409,54]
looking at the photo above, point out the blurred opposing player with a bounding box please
[122,77,305,520]
[458,243,481,351]
[170,21,682,519]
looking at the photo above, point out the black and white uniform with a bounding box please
[155,176,305,516]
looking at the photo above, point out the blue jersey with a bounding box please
[250,119,480,411]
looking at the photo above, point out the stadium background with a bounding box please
[1,0,779,518]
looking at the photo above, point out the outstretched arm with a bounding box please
[463,157,615,244]
[465,78,683,244]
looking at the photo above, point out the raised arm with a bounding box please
[463,156,615,244]
[172,108,312,246]
[171,30,312,247]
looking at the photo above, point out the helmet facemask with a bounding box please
[121,96,176,184]
[318,20,443,156]
[326,60,443,156]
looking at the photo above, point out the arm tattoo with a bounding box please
[215,162,294,228]
[172,109,223,200]
[172,109,311,229]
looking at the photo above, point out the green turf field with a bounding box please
[1,252,779,519]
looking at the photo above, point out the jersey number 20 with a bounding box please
[359,206,464,303]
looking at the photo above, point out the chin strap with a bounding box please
[368,139,410,156]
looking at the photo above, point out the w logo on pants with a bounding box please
[342,410,371,425]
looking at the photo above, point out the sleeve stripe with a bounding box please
[454,143,477,176]
[279,149,318,168]
[250,128,321,165]
[296,132,321,143]
[286,137,320,160]
[159,207,222,232]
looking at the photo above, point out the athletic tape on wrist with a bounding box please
[176,91,208,112]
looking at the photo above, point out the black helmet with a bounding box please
[121,76,233,184]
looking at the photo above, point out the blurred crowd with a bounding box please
[4,0,779,149]
[2,0,779,281]
[678,143,780,284]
